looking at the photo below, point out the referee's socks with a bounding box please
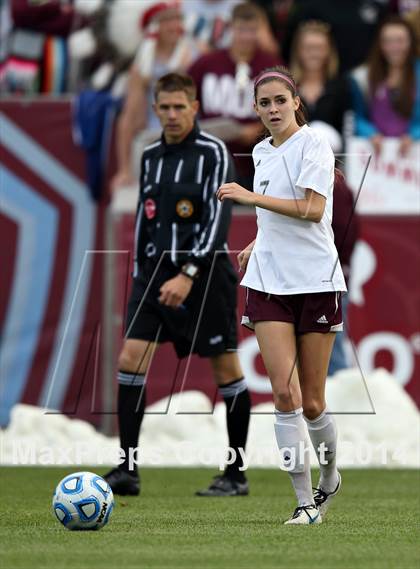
[116,371,147,475]
[218,378,251,482]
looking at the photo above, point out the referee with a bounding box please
[105,73,251,497]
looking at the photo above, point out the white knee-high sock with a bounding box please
[304,408,339,493]
[274,408,313,507]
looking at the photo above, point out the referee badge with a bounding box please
[145,198,157,220]
[176,199,194,218]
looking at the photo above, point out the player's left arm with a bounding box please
[218,136,332,222]
[217,184,326,222]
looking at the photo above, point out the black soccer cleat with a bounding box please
[313,471,341,517]
[195,475,249,497]
[103,467,140,496]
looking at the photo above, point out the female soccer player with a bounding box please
[217,66,347,525]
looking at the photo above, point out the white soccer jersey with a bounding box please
[241,125,347,295]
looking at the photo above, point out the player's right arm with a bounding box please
[238,239,256,272]
[112,67,148,191]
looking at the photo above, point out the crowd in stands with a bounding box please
[1,0,418,158]
[1,0,419,212]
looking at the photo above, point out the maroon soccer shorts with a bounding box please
[242,288,343,334]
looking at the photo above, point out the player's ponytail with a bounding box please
[295,99,307,126]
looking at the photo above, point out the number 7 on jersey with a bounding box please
[259,180,269,195]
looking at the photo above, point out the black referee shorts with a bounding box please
[125,257,238,358]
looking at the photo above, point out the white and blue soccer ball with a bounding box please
[52,471,114,530]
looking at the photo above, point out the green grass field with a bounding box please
[0,468,418,569]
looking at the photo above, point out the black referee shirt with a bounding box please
[133,123,236,277]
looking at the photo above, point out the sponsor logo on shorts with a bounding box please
[316,314,329,324]
[176,199,194,218]
[209,335,223,345]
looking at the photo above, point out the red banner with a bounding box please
[348,216,420,405]
[113,212,420,408]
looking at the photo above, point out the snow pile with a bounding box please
[1,369,418,468]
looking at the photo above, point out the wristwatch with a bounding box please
[181,263,200,280]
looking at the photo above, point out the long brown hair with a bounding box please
[254,66,307,126]
[289,20,339,84]
[368,16,417,118]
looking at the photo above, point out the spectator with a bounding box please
[350,15,420,156]
[183,0,278,56]
[289,20,351,137]
[253,0,294,57]
[388,1,420,57]
[188,1,281,188]
[1,0,91,93]
[182,0,241,53]
[282,0,389,73]
[111,1,195,189]
[11,0,79,37]
[248,0,281,56]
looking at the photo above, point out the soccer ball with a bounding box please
[52,471,114,530]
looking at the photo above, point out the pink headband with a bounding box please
[254,72,296,92]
